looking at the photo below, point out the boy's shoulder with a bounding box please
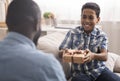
[93,27,108,38]
[95,27,106,35]
[69,26,83,34]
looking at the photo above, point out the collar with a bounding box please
[5,32,36,49]
[80,26,98,36]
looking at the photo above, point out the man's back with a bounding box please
[0,32,66,81]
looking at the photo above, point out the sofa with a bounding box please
[37,31,120,78]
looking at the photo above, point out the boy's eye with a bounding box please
[82,15,87,19]
[89,16,94,20]
[81,15,94,20]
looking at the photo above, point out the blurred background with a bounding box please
[0,0,120,54]
[34,0,120,55]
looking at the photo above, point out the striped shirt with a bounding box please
[59,26,108,80]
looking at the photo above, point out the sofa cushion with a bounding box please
[37,32,71,78]
[114,55,120,73]
[37,31,66,59]
[105,52,118,72]
[115,73,120,77]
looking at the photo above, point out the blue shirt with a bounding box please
[59,26,108,80]
[0,32,66,81]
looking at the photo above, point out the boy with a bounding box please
[59,2,120,81]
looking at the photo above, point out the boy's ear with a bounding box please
[97,17,100,23]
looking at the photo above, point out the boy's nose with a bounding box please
[85,18,90,22]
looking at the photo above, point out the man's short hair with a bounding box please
[6,0,41,29]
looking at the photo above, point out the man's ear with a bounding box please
[33,20,41,45]
[33,28,41,45]
[36,19,41,31]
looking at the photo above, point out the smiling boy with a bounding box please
[59,2,120,81]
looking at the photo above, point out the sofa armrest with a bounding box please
[105,52,119,72]
[37,32,66,58]
[114,55,120,73]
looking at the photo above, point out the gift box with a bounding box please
[62,49,86,63]
[73,54,85,64]
[63,53,73,62]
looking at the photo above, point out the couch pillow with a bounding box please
[105,52,118,72]
[37,32,66,59]
[114,55,120,73]
[37,36,58,57]
[37,32,72,78]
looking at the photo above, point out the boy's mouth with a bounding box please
[83,24,91,29]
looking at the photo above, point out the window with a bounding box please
[0,0,10,27]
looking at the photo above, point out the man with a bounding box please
[0,0,66,81]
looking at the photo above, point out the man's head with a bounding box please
[6,0,41,42]
[81,2,100,34]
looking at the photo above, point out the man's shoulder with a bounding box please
[13,49,61,70]
[0,48,64,81]
[25,49,57,62]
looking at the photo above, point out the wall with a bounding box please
[100,21,120,55]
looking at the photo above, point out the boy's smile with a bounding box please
[81,9,100,34]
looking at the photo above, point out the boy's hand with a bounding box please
[59,50,63,58]
[59,48,69,58]
[83,49,95,63]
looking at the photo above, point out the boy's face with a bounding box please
[81,9,100,34]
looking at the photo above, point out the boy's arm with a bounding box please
[93,49,108,61]
[59,30,73,58]
[84,32,108,63]
[84,49,108,63]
